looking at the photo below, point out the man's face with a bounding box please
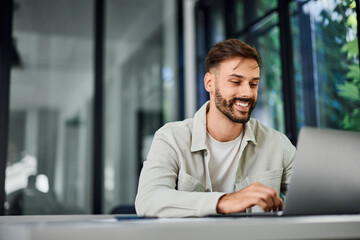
[211,57,260,123]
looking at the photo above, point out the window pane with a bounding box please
[240,13,285,132]
[6,1,94,215]
[292,0,360,131]
[104,0,179,213]
[236,0,277,32]
[209,0,226,46]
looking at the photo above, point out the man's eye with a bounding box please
[231,81,240,85]
[250,83,258,87]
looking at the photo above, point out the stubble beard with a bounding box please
[214,86,256,124]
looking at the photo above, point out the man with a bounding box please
[135,39,296,217]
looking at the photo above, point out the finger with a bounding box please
[279,198,284,211]
[250,187,281,212]
[251,192,276,212]
[260,187,282,211]
[257,188,278,210]
[253,197,270,212]
[272,195,284,211]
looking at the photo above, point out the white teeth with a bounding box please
[236,102,249,107]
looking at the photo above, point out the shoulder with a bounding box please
[247,119,296,168]
[247,118,280,136]
[145,118,194,168]
[248,118,294,148]
[248,119,296,164]
[154,118,194,143]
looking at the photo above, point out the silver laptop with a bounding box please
[213,127,360,217]
[283,127,360,215]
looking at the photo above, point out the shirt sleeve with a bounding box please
[135,134,224,218]
[280,133,297,195]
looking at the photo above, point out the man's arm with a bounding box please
[280,133,297,195]
[135,136,224,218]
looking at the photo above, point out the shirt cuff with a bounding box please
[197,192,226,216]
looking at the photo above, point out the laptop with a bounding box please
[214,127,360,217]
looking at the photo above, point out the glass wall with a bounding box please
[236,1,285,132]
[196,0,359,136]
[103,0,179,213]
[291,0,359,131]
[239,13,285,132]
[235,0,277,31]
[2,0,181,215]
[5,1,94,215]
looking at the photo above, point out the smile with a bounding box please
[235,102,249,107]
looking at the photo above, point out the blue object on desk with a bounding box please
[114,215,158,220]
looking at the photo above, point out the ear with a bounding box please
[204,72,215,93]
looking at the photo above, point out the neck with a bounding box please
[206,101,244,142]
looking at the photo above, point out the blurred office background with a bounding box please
[0,0,358,215]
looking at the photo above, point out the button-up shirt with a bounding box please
[135,101,296,217]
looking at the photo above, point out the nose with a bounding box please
[238,82,254,99]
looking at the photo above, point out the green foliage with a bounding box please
[343,109,360,131]
[337,81,359,100]
[341,39,359,60]
[346,64,360,82]
[315,0,359,131]
[346,9,357,27]
[336,0,360,131]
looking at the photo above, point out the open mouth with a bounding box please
[235,101,249,107]
[234,99,252,112]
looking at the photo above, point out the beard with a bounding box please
[214,86,256,124]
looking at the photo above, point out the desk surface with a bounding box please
[1,214,360,240]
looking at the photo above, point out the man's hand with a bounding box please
[216,182,283,214]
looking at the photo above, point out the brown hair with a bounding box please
[204,39,262,72]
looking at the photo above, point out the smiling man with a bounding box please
[135,39,296,217]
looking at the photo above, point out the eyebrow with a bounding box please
[228,74,260,81]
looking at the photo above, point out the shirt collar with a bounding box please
[243,120,258,145]
[190,101,258,152]
[191,101,209,152]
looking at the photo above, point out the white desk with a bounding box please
[1,214,360,240]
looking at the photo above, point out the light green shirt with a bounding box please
[135,101,296,217]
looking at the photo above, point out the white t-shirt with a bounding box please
[206,131,244,193]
